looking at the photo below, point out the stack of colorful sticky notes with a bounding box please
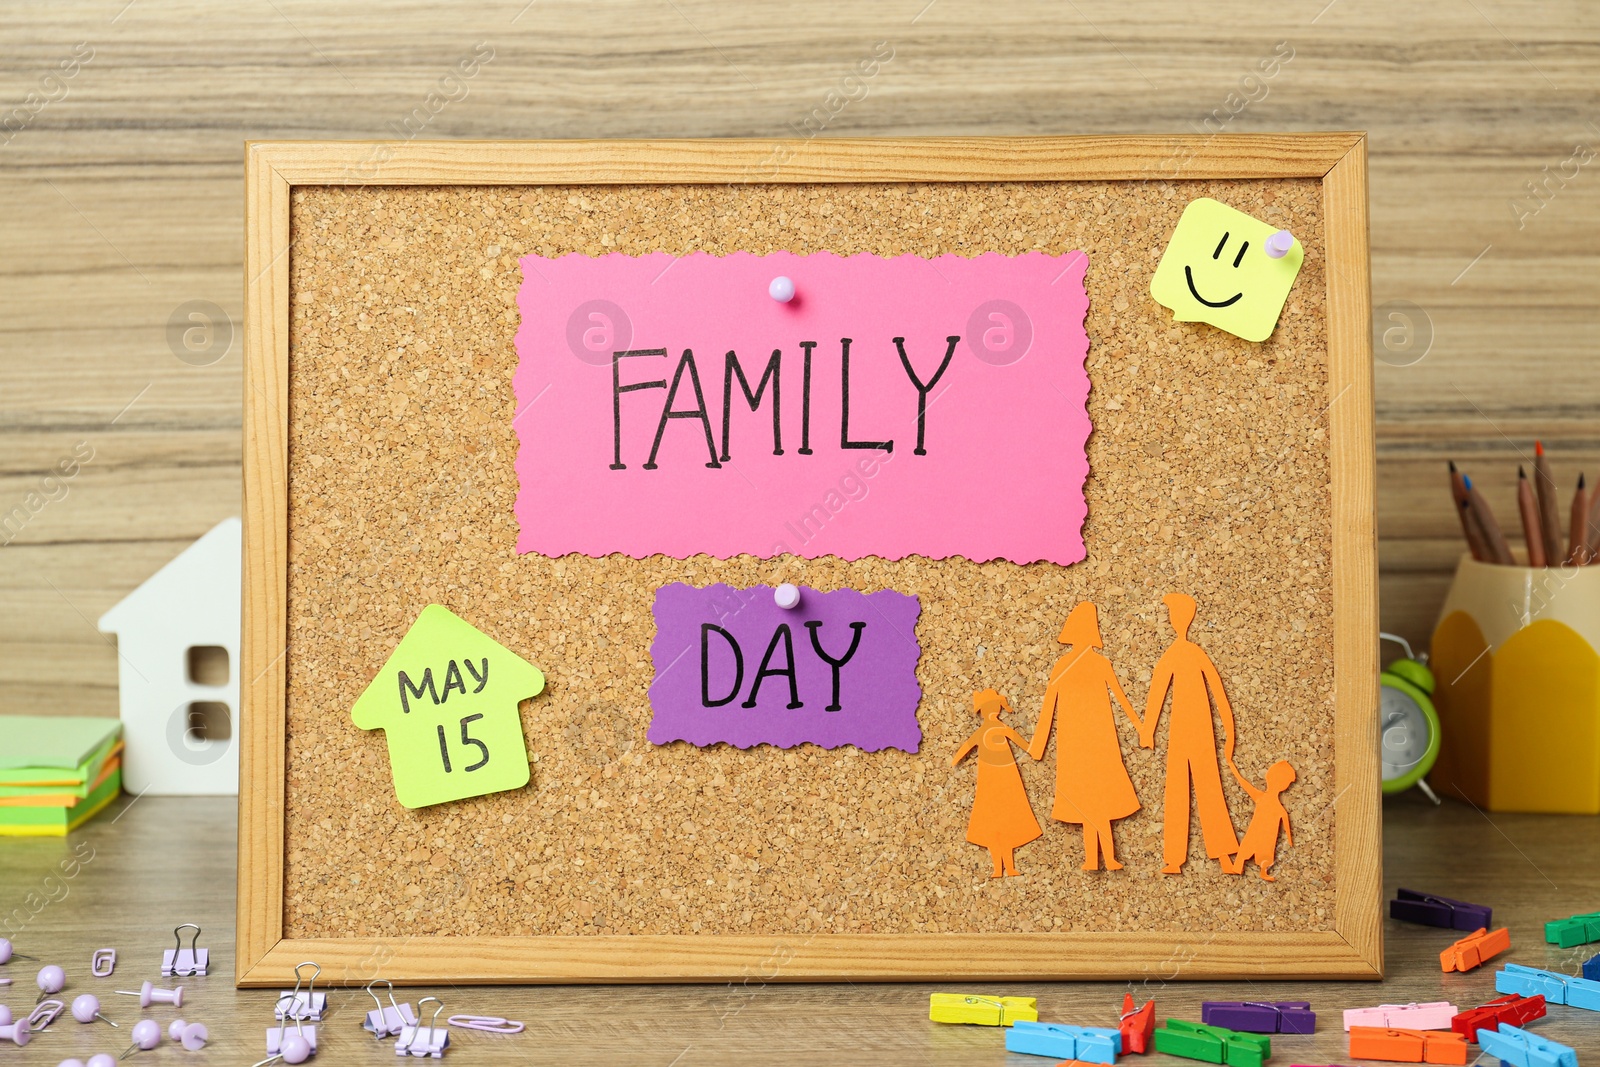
[0,716,123,836]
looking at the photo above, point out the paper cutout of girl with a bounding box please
[1028,602,1145,871]
[1221,758,1296,881]
[951,688,1043,878]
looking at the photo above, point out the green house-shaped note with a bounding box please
[352,604,545,809]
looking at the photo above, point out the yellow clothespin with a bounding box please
[929,993,1038,1026]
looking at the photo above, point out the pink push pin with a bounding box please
[37,963,65,1001]
[0,1006,9,1026]
[167,1019,207,1051]
[72,993,120,1028]
[774,583,801,610]
[114,980,183,1008]
[0,938,39,963]
[0,1018,28,1047]
[768,276,795,303]
[90,1056,119,1067]
[1265,229,1296,259]
[59,1059,89,1067]
[119,1017,161,1059]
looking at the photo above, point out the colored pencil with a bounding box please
[1533,441,1563,565]
[1448,461,1487,561]
[1518,467,1547,567]
[1569,474,1589,565]
[1584,480,1600,564]
[1465,474,1515,565]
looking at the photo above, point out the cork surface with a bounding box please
[282,178,1333,939]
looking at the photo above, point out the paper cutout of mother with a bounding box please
[1028,602,1145,871]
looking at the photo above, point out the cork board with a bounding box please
[240,137,1380,985]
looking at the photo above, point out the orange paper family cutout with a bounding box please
[1142,592,1241,873]
[1221,758,1296,880]
[952,688,1042,878]
[1028,602,1144,871]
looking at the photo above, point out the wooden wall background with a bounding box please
[3,0,1593,715]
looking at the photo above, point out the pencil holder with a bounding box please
[1430,553,1600,813]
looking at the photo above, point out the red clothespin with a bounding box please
[1440,927,1510,973]
[1451,995,1546,1040]
[1121,994,1155,1055]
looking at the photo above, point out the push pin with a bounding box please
[72,994,119,1028]
[91,949,116,978]
[364,980,417,1039]
[0,938,39,963]
[257,994,316,1066]
[162,924,207,978]
[89,1056,118,1067]
[768,276,795,303]
[30,999,65,1030]
[1265,229,1296,259]
[37,963,65,1001]
[395,996,450,1058]
[774,583,801,610]
[114,980,184,1009]
[0,1018,28,1047]
[167,1019,208,1051]
[275,962,325,1021]
[119,1018,162,1059]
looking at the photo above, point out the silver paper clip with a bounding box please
[364,979,418,1039]
[395,997,450,1058]
[162,923,208,978]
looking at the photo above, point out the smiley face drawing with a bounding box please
[1149,197,1305,343]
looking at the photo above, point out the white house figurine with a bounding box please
[98,517,240,795]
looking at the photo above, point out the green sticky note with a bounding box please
[351,604,544,809]
[1149,197,1304,343]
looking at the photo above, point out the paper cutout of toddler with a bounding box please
[952,688,1042,878]
[1221,759,1296,881]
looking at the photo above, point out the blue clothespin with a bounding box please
[1584,952,1600,983]
[1476,1023,1576,1067]
[1004,1021,1122,1063]
[1496,964,1600,1010]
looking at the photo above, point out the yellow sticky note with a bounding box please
[351,604,545,809]
[1149,197,1304,342]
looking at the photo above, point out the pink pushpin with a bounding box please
[768,275,795,303]
[114,980,182,1009]
[774,583,801,609]
[1265,229,1296,259]
[253,1032,312,1066]
[172,1020,207,1050]
[72,993,119,1028]
[37,963,65,1001]
[0,938,38,963]
[90,1056,118,1067]
[0,1006,9,1026]
[119,1017,161,1058]
[0,1019,28,1047]
[59,1059,89,1067]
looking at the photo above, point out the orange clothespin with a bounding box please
[1349,1027,1467,1065]
[1121,994,1155,1054]
[1440,927,1510,973]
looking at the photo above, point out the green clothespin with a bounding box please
[1154,1020,1271,1067]
[1545,911,1600,948]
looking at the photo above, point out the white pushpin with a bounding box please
[768,276,795,303]
[114,980,183,1008]
[1265,229,1296,259]
[773,583,801,610]
[71,993,119,1027]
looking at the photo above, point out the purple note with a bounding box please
[648,583,922,752]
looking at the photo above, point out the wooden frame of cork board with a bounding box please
[239,135,1379,986]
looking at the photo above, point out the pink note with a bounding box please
[514,250,1091,565]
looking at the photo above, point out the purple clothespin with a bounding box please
[1202,1001,1315,1034]
[1390,888,1492,931]
[161,923,208,977]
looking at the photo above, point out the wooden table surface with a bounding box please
[0,792,1596,1065]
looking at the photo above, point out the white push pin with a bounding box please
[114,980,183,1008]
[0,938,39,963]
[37,963,65,1001]
[167,1019,207,1051]
[1265,229,1296,259]
[773,583,801,610]
[119,1017,162,1059]
[0,1018,27,1046]
[72,994,119,1027]
[768,276,795,303]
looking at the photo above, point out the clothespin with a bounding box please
[275,962,327,1021]
[1584,952,1600,982]
[162,923,208,977]
[1390,888,1492,931]
[1201,1001,1315,1035]
[1475,1024,1576,1067]
[1496,963,1600,1010]
[395,996,450,1058]
[1120,994,1155,1054]
[364,980,418,1039]
[1450,994,1546,1039]
[1440,927,1510,973]
[1545,910,1600,948]
[1153,1019,1271,1067]
[928,992,1038,1026]
[1348,1027,1467,1065]
[1004,1021,1122,1063]
[1342,1002,1457,1031]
